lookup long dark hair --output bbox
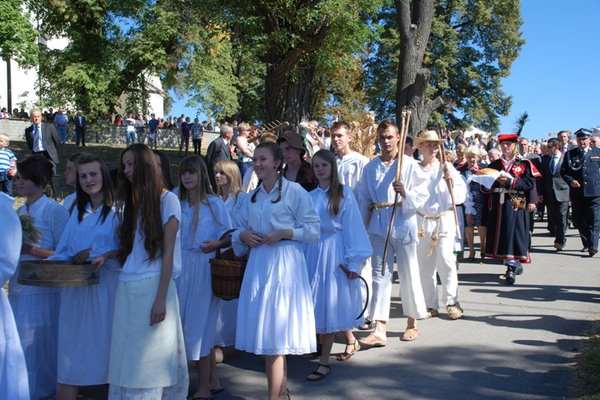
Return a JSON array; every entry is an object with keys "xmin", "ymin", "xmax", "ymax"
[
  {"xmin": 116, "ymin": 144, "xmax": 164, "ymax": 264},
  {"xmin": 153, "ymin": 149, "xmax": 174, "ymax": 190},
  {"xmin": 75, "ymin": 153, "xmax": 115, "ymax": 223},
  {"xmin": 251, "ymin": 142, "xmax": 284, "ymax": 204},
  {"xmin": 312, "ymin": 149, "xmax": 344, "ymax": 216}
]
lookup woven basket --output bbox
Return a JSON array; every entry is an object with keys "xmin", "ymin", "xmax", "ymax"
[
  {"xmin": 17, "ymin": 260, "xmax": 98, "ymax": 287},
  {"xmin": 210, "ymin": 230, "xmax": 247, "ymax": 300}
]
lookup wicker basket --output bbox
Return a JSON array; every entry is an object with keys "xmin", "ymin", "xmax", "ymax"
[
  {"xmin": 17, "ymin": 260, "xmax": 98, "ymax": 287},
  {"xmin": 210, "ymin": 230, "xmax": 247, "ymax": 300}
]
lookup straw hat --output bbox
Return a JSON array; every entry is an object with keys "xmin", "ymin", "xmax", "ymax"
[{"xmin": 414, "ymin": 130, "xmax": 444, "ymax": 146}]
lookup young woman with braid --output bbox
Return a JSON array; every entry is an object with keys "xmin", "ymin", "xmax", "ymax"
[
  {"xmin": 305, "ymin": 149, "xmax": 372, "ymax": 381},
  {"xmin": 176, "ymin": 155, "xmax": 232, "ymax": 399},
  {"xmin": 231, "ymin": 142, "xmax": 320, "ymax": 400},
  {"xmin": 108, "ymin": 144, "xmax": 188, "ymax": 399}
]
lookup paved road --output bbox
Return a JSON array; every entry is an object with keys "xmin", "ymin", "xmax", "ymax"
[{"xmin": 79, "ymin": 222, "xmax": 600, "ymax": 400}]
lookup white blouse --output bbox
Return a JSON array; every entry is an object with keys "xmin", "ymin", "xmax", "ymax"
[
  {"xmin": 232, "ymin": 179, "xmax": 319, "ymax": 255},
  {"xmin": 119, "ymin": 191, "xmax": 182, "ymax": 281}
]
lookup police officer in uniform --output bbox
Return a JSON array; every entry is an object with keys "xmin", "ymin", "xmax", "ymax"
[{"xmin": 560, "ymin": 128, "xmax": 600, "ymax": 257}]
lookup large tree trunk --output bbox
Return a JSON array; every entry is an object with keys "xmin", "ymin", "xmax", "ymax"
[
  {"xmin": 394, "ymin": 0, "xmax": 444, "ymax": 136},
  {"xmin": 265, "ymin": 64, "xmax": 315, "ymax": 126},
  {"xmin": 259, "ymin": 2, "xmax": 330, "ymax": 126}
]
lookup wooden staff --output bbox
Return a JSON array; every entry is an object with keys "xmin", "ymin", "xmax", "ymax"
[
  {"xmin": 381, "ymin": 109, "xmax": 411, "ymax": 275},
  {"xmin": 437, "ymin": 128, "xmax": 462, "ymax": 242}
]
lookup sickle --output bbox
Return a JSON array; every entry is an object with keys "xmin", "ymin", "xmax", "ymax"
[{"xmin": 338, "ymin": 263, "xmax": 369, "ymax": 320}]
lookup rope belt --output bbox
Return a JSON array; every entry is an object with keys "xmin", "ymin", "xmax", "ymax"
[
  {"xmin": 367, "ymin": 201, "xmax": 401, "ymax": 225},
  {"xmin": 417, "ymin": 209, "xmax": 453, "ymax": 256}
]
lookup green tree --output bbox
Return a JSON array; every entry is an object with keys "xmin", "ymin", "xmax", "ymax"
[
  {"xmin": 366, "ymin": 0, "xmax": 524, "ymax": 134},
  {"xmin": 28, "ymin": 0, "xmax": 218, "ymax": 118},
  {"xmin": 0, "ymin": 0, "xmax": 38, "ymax": 110}
]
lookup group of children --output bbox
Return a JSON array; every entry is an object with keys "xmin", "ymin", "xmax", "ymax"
[{"xmin": 2, "ymin": 135, "xmax": 377, "ymax": 400}]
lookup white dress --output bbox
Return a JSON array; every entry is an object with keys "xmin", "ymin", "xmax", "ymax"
[
  {"xmin": 0, "ymin": 193, "xmax": 30, "ymax": 400},
  {"xmin": 51, "ymin": 204, "xmax": 120, "ymax": 385},
  {"xmin": 214, "ymin": 192, "xmax": 247, "ymax": 347},
  {"xmin": 108, "ymin": 191, "xmax": 188, "ymax": 400},
  {"xmin": 176, "ymin": 196, "xmax": 232, "ymax": 359},
  {"xmin": 232, "ymin": 179, "xmax": 320, "ymax": 355},
  {"xmin": 9, "ymin": 195, "xmax": 68, "ymax": 399},
  {"xmin": 305, "ymin": 186, "xmax": 372, "ymax": 333}
]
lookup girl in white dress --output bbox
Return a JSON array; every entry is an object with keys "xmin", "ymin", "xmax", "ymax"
[
  {"xmin": 0, "ymin": 192, "xmax": 29, "ymax": 400},
  {"xmin": 108, "ymin": 144, "xmax": 188, "ymax": 400},
  {"xmin": 51, "ymin": 154, "xmax": 120, "ymax": 400},
  {"xmin": 232, "ymin": 142, "xmax": 320, "ymax": 400},
  {"xmin": 214, "ymin": 160, "xmax": 247, "ymax": 348},
  {"xmin": 305, "ymin": 150, "xmax": 372, "ymax": 381},
  {"xmin": 10, "ymin": 155, "xmax": 69, "ymax": 399},
  {"xmin": 176, "ymin": 155, "xmax": 232, "ymax": 399}
]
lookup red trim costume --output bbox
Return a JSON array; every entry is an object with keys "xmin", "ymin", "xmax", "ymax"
[{"xmin": 483, "ymin": 133, "xmax": 541, "ymax": 284}]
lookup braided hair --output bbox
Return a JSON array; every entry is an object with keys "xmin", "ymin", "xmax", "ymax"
[{"xmin": 251, "ymin": 142, "xmax": 284, "ymax": 204}]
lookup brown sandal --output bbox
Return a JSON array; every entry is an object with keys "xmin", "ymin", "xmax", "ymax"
[
  {"xmin": 401, "ymin": 327, "xmax": 419, "ymax": 342},
  {"xmin": 358, "ymin": 333, "xmax": 387, "ymax": 347},
  {"xmin": 336, "ymin": 341, "xmax": 360, "ymax": 361}
]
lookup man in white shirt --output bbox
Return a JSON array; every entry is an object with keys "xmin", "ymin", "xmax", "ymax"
[
  {"xmin": 331, "ymin": 121, "xmax": 373, "ymax": 332},
  {"xmin": 357, "ymin": 120, "xmax": 428, "ymax": 346}
]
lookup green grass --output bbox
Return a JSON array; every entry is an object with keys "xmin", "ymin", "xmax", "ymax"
[{"xmin": 573, "ymin": 321, "xmax": 600, "ymax": 399}]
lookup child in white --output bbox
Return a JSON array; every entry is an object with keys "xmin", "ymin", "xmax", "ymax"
[
  {"xmin": 176, "ymin": 156, "xmax": 232, "ymax": 399},
  {"xmin": 305, "ymin": 149, "xmax": 372, "ymax": 381}
]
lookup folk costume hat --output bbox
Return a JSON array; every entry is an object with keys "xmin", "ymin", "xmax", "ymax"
[
  {"xmin": 498, "ymin": 133, "xmax": 519, "ymax": 142},
  {"xmin": 414, "ymin": 130, "xmax": 444, "ymax": 146},
  {"xmin": 575, "ymin": 128, "xmax": 592, "ymax": 139}
]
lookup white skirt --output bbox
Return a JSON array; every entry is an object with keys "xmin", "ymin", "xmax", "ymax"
[
  {"xmin": 58, "ymin": 262, "xmax": 119, "ymax": 385},
  {"xmin": 176, "ymin": 249, "xmax": 221, "ymax": 359},
  {"xmin": 0, "ymin": 290, "xmax": 30, "ymax": 400},
  {"xmin": 8, "ymin": 279, "xmax": 60, "ymax": 399},
  {"xmin": 214, "ymin": 298, "xmax": 238, "ymax": 347},
  {"xmin": 235, "ymin": 241, "xmax": 316, "ymax": 355},
  {"xmin": 305, "ymin": 231, "xmax": 363, "ymax": 333},
  {"xmin": 108, "ymin": 276, "xmax": 188, "ymax": 397}
]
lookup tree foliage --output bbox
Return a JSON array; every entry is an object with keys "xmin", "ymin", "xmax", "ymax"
[
  {"xmin": 17, "ymin": 0, "xmax": 523, "ymax": 130},
  {"xmin": 366, "ymin": 0, "xmax": 524, "ymax": 134},
  {"xmin": 0, "ymin": 0, "xmax": 38, "ymax": 66}
]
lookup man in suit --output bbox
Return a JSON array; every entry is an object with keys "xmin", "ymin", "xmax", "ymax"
[
  {"xmin": 205, "ymin": 124, "xmax": 233, "ymax": 190},
  {"xmin": 74, "ymin": 110, "xmax": 87, "ymax": 147},
  {"xmin": 25, "ymin": 108, "xmax": 61, "ymax": 197},
  {"xmin": 560, "ymin": 128, "xmax": 600, "ymax": 257},
  {"xmin": 540, "ymin": 138, "xmax": 570, "ymax": 251}
]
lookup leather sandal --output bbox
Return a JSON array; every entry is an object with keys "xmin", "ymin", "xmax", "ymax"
[
  {"xmin": 401, "ymin": 327, "xmax": 419, "ymax": 342},
  {"xmin": 358, "ymin": 333, "xmax": 387, "ymax": 348},
  {"xmin": 306, "ymin": 364, "xmax": 332, "ymax": 381},
  {"xmin": 336, "ymin": 341, "xmax": 361, "ymax": 361}
]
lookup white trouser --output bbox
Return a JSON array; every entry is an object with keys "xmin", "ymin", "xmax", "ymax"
[
  {"xmin": 417, "ymin": 232, "xmax": 459, "ymax": 309},
  {"xmin": 359, "ymin": 258, "xmax": 372, "ymax": 321},
  {"xmin": 368, "ymin": 234, "xmax": 427, "ymax": 321}
]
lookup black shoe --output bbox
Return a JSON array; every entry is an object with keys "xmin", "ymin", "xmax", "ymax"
[
  {"xmin": 505, "ymin": 269, "xmax": 515, "ymax": 285},
  {"xmin": 589, "ymin": 248, "xmax": 598, "ymax": 257},
  {"xmin": 554, "ymin": 243, "xmax": 564, "ymax": 251},
  {"xmin": 581, "ymin": 247, "xmax": 589, "ymax": 252},
  {"xmin": 514, "ymin": 264, "xmax": 523, "ymax": 275}
]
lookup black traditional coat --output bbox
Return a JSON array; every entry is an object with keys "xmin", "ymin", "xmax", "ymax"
[{"xmin": 483, "ymin": 157, "xmax": 540, "ymax": 263}]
